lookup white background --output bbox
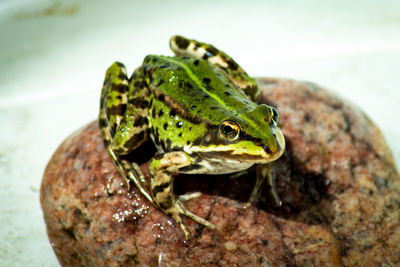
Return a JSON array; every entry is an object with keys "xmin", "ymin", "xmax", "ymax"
[{"xmin": 0, "ymin": 0, "xmax": 399, "ymax": 266}]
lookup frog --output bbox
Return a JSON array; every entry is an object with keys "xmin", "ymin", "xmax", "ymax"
[{"xmin": 98, "ymin": 35, "xmax": 285, "ymax": 240}]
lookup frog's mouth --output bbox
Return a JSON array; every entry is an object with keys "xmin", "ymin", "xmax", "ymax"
[
  {"xmin": 243, "ymin": 127, "xmax": 285, "ymax": 163},
  {"xmin": 190, "ymin": 127, "xmax": 285, "ymax": 164},
  {"xmin": 263, "ymin": 127, "xmax": 285, "ymax": 162}
]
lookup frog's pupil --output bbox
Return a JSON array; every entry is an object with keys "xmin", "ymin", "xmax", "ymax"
[{"xmin": 223, "ymin": 125, "xmax": 233, "ymax": 135}]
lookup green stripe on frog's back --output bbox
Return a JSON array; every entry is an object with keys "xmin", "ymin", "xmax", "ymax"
[
  {"xmin": 145, "ymin": 55, "xmax": 263, "ymax": 132},
  {"xmin": 170, "ymin": 35, "xmax": 260, "ymax": 102}
]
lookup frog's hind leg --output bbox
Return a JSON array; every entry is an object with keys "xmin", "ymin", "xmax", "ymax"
[
  {"xmin": 169, "ymin": 35, "xmax": 260, "ymax": 101},
  {"xmin": 99, "ymin": 62, "xmax": 129, "ymax": 135},
  {"xmin": 99, "ymin": 62, "xmax": 153, "ymax": 203}
]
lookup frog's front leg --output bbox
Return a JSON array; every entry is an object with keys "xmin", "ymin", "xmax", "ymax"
[
  {"xmin": 247, "ymin": 164, "xmax": 282, "ymax": 207},
  {"xmin": 149, "ymin": 151, "xmax": 215, "ymax": 240},
  {"xmin": 169, "ymin": 35, "xmax": 260, "ymax": 101}
]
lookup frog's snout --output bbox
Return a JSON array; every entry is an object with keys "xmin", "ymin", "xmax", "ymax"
[{"xmin": 266, "ymin": 127, "xmax": 285, "ymax": 161}]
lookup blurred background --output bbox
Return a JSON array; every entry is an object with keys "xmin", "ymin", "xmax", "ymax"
[{"xmin": 0, "ymin": 0, "xmax": 399, "ymax": 265}]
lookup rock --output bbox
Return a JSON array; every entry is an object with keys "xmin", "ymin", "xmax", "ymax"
[{"xmin": 41, "ymin": 78, "xmax": 400, "ymax": 266}]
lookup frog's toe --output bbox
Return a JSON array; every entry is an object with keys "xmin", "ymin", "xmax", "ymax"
[
  {"xmin": 167, "ymin": 200, "xmax": 215, "ymax": 240},
  {"xmin": 178, "ymin": 191, "xmax": 201, "ymax": 202},
  {"xmin": 177, "ymin": 201, "xmax": 215, "ymax": 229}
]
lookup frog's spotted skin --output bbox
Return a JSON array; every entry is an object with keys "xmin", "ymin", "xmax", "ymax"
[
  {"xmin": 99, "ymin": 36, "xmax": 285, "ymax": 239},
  {"xmin": 170, "ymin": 35, "xmax": 261, "ymax": 102}
]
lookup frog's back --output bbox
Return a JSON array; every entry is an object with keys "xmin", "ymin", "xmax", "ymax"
[{"xmin": 144, "ymin": 55, "xmax": 257, "ymax": 125}]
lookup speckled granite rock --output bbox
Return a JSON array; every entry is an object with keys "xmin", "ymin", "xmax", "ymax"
[{"xmin": 41, "ymin": 78, "xmax": 400, "ymax": 266}]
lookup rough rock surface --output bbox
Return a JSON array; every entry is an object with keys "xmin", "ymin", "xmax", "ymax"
[{"xmin": 41, "ymin": 78, "xmax": 400, "ymax": 266}]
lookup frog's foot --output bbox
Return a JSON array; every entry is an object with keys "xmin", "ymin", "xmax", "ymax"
[
  {"xmin": 120, "ymin": 159, "xmax": 154, "ymax": 205},
  {"xmin": 165, "ymin": 200, "xmax": 215, "ymax": 240},
  {"xmin": 264, "ymin": 165, "xmax": 282, "ymax": 207},
  {"xmin": 245, "ymin": 164, "xmax": 282, "ymax": 208}
]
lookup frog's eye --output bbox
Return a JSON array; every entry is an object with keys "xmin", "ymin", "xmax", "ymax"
[
  {"xmin": 218, "ymin": 120, "xmax": 240, "ymax": 142},
  {"xmin": 270, "ymin": 107, "xmax": 279, "ymax": 125}
]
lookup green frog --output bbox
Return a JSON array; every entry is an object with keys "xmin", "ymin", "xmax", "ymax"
[{"xmin": 99, "ymin": 36, "xmax": 285, "ymax": 239}]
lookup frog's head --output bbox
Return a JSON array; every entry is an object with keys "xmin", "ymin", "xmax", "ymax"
[{"xmin": 196, "ymin": 104, "xmax": 285, "ymax": 166}]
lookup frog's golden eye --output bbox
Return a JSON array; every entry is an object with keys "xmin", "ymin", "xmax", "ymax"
[
  {"xmin": 218, "ymin": 120, "xmax": 240, "ymax": 142},
  {"xmin": 270, "ymin": 107, "xmax": 279, "ymax": 125}
]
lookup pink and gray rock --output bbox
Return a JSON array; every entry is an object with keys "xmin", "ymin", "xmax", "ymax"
[{"xmin": 41, "ymin": 78, "xmax": 400, "ymax": 266}]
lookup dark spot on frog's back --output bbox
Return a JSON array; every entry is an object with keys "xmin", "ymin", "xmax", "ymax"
[
  {"xmin": 227, "ymin": 59, "xmax": 239, "ymax": 70},
  {"xmin": 112, "ymin": 83, "xmax": 128, "ymax": 94},
  {"xmin": 169, "ymin": 108, "xmax": 177, "ymax": 118},
  {"xmin": 115, "ymin": 61, "xmax": 125, "ymax": 68},
  {"xmin": 163, "ymin": 122, "xmax": 168, "ymax": 130},
  {"xmin": 117, "ymin": 71, "xmax": 127, "ymax": 82},
  {"xmin": 174, "ymin": 36, "xmax": 190, "ymax": 49},
  {"xmin": 206, "ymin": 45, "xmax": 218, "ymax": 56},
  {"xmin": 176, "ymin": 121, "xmax": 183, "ymax": 128},
  {"xmin": 185, "ymin": 81, "xmax": 194, "ymax": 90},
  {"xmin": 128, "ymin": 96, "xmax": 149, "ymax": 109},
  {"xmin": 134, "ymin": 81, "xmax": 147, "ymax": 89},
  {"xmin": 157, "ymin": 93, "xmax": 165, "ymax": 102},
  {"xmin": 133, "ymin": 116, "xmax": 148, "ymax": 127},
  {"xmin": 202, "ymin": 53, "xmax": 210, "ymax": 60},
  {"xmin": 193, "ymin": 59, "xmax": 199, "ymax": 66},
  {"xmin": 107, "ymin": 104, "xmax": 126, "ymax": 118},
  {"xmin": 202, "ymin": 77, "xmax": 211, "ymax": 84}
]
